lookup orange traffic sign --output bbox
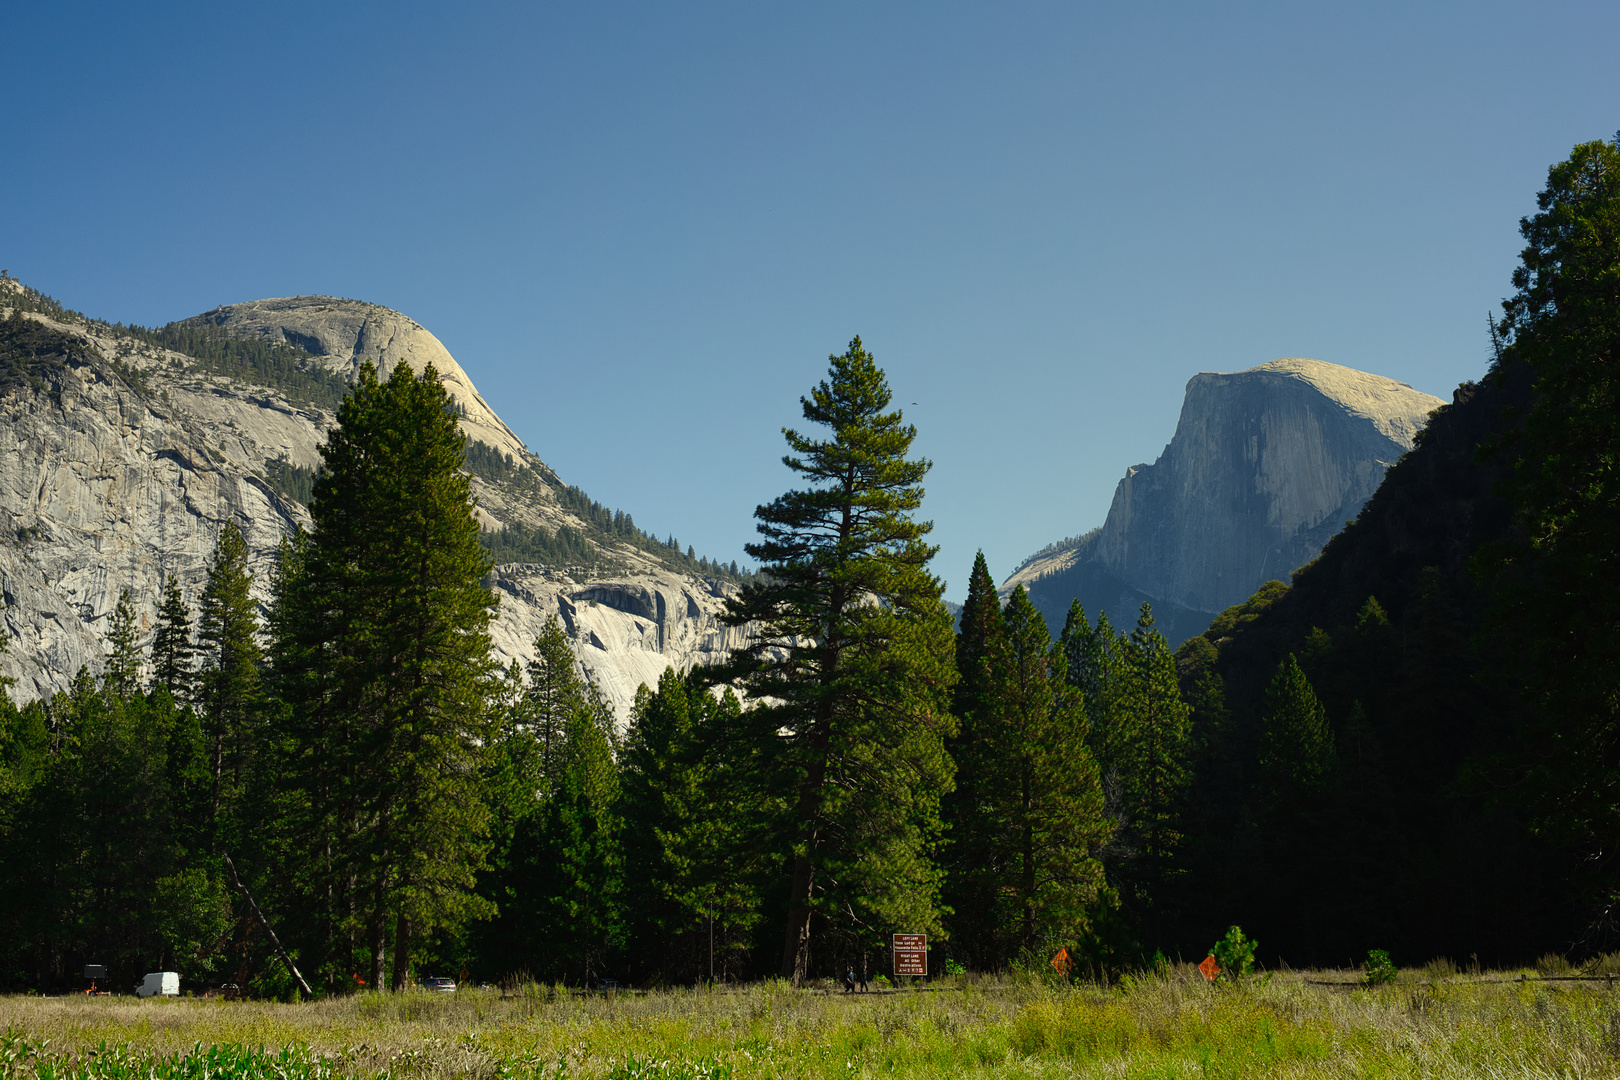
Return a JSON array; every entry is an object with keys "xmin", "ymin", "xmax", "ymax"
[
  {"xmin": 1050, "ymin": 948, "xmax": 1073, "ymax": 977},
  {"xmin": 1199, "ymin": 954, "xmax": 1221, "ymax": 982}
]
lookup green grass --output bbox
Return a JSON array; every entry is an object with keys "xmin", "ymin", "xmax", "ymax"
[{"xmin": 6, "ymin": 966, "xmax": 1620, "ymax": 1078}]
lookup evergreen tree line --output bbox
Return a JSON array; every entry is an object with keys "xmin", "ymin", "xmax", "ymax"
[
  {"xmin": 1117, "ymin": 134, "xmax": 1620, "ymax": 969},
  {"xmin": 0, "ymin": 341, "xmax": 1181, "ymax": 994},
  {"xmin": 4, "ymin": 136, "xmax": 1620, "ymax": 993}
]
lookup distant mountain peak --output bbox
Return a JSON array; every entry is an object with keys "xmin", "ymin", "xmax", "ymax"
[{"xmin": 1005, "ymin": 357, "xmax": 1444, "ymax": 644}]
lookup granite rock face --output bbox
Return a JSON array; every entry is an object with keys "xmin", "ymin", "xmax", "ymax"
[
  {"xmin": 487, "ymin": 566, "xmax": 752, "ymax": 717},
  {"xmin": 0, "ymin": 307, "xmax": 307, "ymax": 701},
  {"xmin": 1004, "ymin": 358, "xmax": 1445, "ymax": 643},
  {"xmin": 193, "ymin": 297, "xmax": 530, "ymax": 464},
  {"xmin": 0, "ymin": 283, "xmax": 746, "ymax": 724}
]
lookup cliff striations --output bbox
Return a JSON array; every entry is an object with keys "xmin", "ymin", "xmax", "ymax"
[{"xmin": 1004, "ymin": 358, "xmax": 1444, "ymax": 643}]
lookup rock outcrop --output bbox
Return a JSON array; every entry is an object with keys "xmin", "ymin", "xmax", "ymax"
[
  {"xmin": 193, "ymin": 297, "xmax": 529, "ymax": 465},
  {"xmin": 1004, "ymin": 358, "xmax": 1445, "ymax": 643},
  {"xmin": 0, "ymin": 282, "xmax": 745, "ymax": 724},
  {"xmin": 487, "ymin": 566, "xmax": 753, "ymax": 713}
]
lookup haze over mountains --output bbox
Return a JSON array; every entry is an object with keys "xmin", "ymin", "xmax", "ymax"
[{"xmin": 1003, "ymin": 358, "xmax": 1444, "ymax": 643}]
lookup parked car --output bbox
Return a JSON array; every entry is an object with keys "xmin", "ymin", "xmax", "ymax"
[
  {"xmin": 423, "ymin": 976, "xmax": 456, "ymax": 993},
  {"xmin": 136, "ymin": 972, "xmax": 180, "ymax": 998}
]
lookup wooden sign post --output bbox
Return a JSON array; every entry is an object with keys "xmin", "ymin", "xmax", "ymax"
[{"xmin": 893, "ymin": 933, "xmax": 928, "ymax": 977}]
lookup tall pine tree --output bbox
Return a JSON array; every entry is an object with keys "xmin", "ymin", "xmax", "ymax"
[
  {"xmin": 271, "ymin": 361, "xmax": 498, "ymax": 990},
  {"xmin": 985, "ymin": 586, "xmax": 1110, "ymax": 959},
  {"xmin": 720, "ymin": 337, "xmax": 957, "ymax": 984},
  {"xmin": 1487, "ymin": 137, "xmax": 1620, "ymax": 892},
  {"xmin": 197, "ymin": 522, "xmax": 261, "ymax": 835},
  {"xmin": 941, "ymin": 552, "xmax": 1008, "ymax": 968}
]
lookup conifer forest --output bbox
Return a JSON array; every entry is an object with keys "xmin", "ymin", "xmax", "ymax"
[{"xmin": 4, "ymin": 136, "xmax": 1620, "ymax": 1001}]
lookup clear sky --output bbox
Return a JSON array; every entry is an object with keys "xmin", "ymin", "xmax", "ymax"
[{"xmin": 4, "ymin": 1, "xmax": 1617, "ymax": 600}]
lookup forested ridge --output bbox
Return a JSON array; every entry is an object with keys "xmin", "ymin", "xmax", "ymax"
[{"xmin": 2, "ymin": 136, "xmax": 1619, "ymax": 995}]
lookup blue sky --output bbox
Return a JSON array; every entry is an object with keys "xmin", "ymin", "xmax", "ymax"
[{"xmin": 4, "ymin": 1, "xmax": 1618, "ymax": 600}]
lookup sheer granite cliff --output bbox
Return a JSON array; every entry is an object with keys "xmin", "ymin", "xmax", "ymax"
[
  {"xmin": 1003, "ymin": 358, "xmax": 1445, "ymax": 644},
  {"xmin": 0, "ymin": 283, "xmax": 747, "ymax": 722}
]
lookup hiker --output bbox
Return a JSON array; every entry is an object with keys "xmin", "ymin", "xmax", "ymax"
[
  {"xmin": 843, "ymin": 966, "xmax": 856, "ymax": 993},
  {"xmin": 858, "ymin": 956, "xmax": 869, "ymax": 993}
]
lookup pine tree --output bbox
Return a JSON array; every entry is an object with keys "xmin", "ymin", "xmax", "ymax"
[
  {"xmin": 103, "ymin": 589, "xmax": 142, "ymax": 697},
  {"xmin": 526, "ymin": 615, "xmax": 588, "ymax": 787},
  {"xmin": 271, "ymin": 360, "xmax": 498, "ymax": 990},
  {"xmin": 1258, "ymin": 653, "xmax": 1335, "ymax": 795},
  {"xmin": 986, "ymin": 586, "xmax": 1110, "ymax": 958},
  {"xmin": 617, "ymin": 669, "xmax": 768, "ymax": 983},
  {"xmin": 1487, "ymin": 137, "xmax": 1620, "ymax": 883},
  {"xmin": 150, "ymin": 576, "xmax": 195, "ymax": 700},
  {"xmin": 197, "ymin": 522, "xmax": 261, "ymax": 832},
  {"xmin": 940, "ymin": 552, "xmax": 1008, "ymax": 967},
  {"xmin": 1118, "ymin": 605, "xmax": 1192, "ymax": 866},
  {"xmin": 478, "ymin": 635, "xmax": 624, "ymax": 985},
  {"xmin": 720, "ymin": 336, "xmax": 957, "ymax": 984},
  {"xmin": 537, "ymin": 679, "xmax": 621, "ymax": 985},
  {"xmin": 1057, "ymin": 601, "xmax": 1127, "ymax": 773},
  {"xmin": 1080, "ymin": 603, "xmax": 1193, "ymax": 947}
]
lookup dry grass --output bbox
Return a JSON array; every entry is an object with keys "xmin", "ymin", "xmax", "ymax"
[{"xmin": 6, "ymin": 965, "xmax": 1620, "ymax": 1078}]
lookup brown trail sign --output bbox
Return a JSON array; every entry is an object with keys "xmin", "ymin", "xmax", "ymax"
[{"xmin": 893, "ymin": 933, "xmax": 927, "ymax": 977}]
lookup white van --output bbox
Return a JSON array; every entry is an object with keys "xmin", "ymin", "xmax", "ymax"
[{"xmin": 135, "ymin": 971, "xmax": 180, "ymax": 998}]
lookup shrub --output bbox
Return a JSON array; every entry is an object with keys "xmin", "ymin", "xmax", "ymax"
[
  {"xmin": 1365, "ymin": 949, "xmax": 1397, "ymax": 985},
  {"xmin": 1420, "ymin": 956, "xmax": 1458, "ymax": 977},
  {"xmin": 1535, "ymin": 952, "xmax": 1575, "ymax": 976},
  {"xmin": 1211, "ymin": 925, "xmax": 1257, "ymax": 981}
]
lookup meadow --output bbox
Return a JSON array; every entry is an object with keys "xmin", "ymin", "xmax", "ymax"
[{"xmin": 6, "ymin": 964, "xmax": 1620, "ymax": 1079}]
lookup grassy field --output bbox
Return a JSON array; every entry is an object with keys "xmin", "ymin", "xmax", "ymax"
[{"xmin": 6, "ymin": 965, "xmax": 1620, "ymax": 1079}]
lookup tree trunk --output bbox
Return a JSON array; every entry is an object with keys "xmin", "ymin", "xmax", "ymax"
[
  {"xmin": 778, "ymin": 853, "xmax": 815, "ymax": 983},
  {"xmin": 221, "ymin": 852, "xmax": 312, "ymax": 997},
  {"xmin": 369, "ymin": 912, "xmax": 386, "ymax": 990},
  {"xmin": 1022, "ymin": 767, "xmax": 1035, "ymax": 951},
  {"xmin": 778, "ymin": 722, "xmax": 832, "ymax": 984},
  {"xmin": 391, "ymin": 912, "xmax": 411, "ymax": 991}
]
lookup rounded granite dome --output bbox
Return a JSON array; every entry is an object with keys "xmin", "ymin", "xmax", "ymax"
[{"xmin": 190, "ymin": 296, "xmax": 530, "ymax": 464}]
